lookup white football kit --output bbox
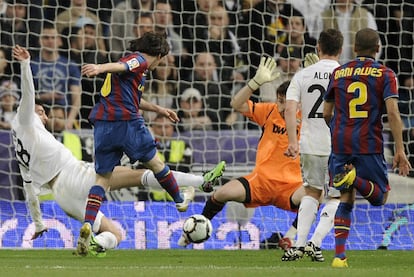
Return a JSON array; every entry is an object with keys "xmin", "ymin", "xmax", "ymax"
[
  {"xmin": 286, "ymin": 59, "xmax": 340, "ymax": 196},
  {"xmin": 11, "ymin": 58, "xmax": 104, "ymax": 233}
]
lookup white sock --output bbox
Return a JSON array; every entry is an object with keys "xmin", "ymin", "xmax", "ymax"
[
  {"xmin": 309, "ymin": 198, "xmax": 340, "ymax": 247},
  {"xmin": 284, "ymin": 225, "xmax": 297, "ymax": 241},
  {"xmin": 141, "ymin": 170, "xmax": 204, "ymax": 189},
  {"xmin": 295, "ymin": 195, "xmax": 319, "ymax": 247},
  {"xmin": 94, "ymin": 231, "xmax": 118, "ymax": 250}
]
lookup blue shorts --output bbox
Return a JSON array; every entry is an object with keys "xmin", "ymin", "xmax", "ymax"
[
  {"xmin": 93, "ymin": 119, "xmax": 157, "ymax": 174},
  {"xmin": 328, "ymin": 153, "xmax": 390, "ymax": 193}
]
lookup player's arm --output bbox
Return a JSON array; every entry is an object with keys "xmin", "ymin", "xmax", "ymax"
[
  {"xmin": 140, "ymin": 98, "xmax": 179, "ymax": 123},
  {"xmin": 285, "ymin": 99, "xmax": 299, "ymax": 158},
  {"xmin": 231, "ymin": 56, "xmax": 280, "ymax": 113},
  {"xmin": 385, "ymin": 97, "xmax": 412, "ymax": 176},
  {"xmin": 20, "ymin": 167, "xmax": 48, "ymax": 240},
  {"xmin": 12, "ymin": 45, "xmax": 35, "ymax": 126},
  {"xmin": 322, "ymin": 100, "xmax": 334, "ymax": 126},
  {"xmin": 81, "ymin": 62, "xmax": 126, "ymax": 77},
  {"xmin": 67, "ymin": 84, "xmax": 81, "ymax": 129}
]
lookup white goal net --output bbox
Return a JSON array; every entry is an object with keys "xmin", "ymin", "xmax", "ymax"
[{"xmin": 0, "ymin": 0, "xmax": 413, "ymax": 250}]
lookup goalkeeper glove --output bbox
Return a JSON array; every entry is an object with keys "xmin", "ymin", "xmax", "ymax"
[
  {"xmin": 247, "ymin": 56, "xmax": 280, "ymax": 91},
  {"xmin": 304, "ymin": 53, "xmax": 319, "ymax": 67}
]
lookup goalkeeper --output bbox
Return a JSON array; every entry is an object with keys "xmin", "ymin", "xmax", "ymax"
[
  {"xmin": 178, "ymin": 56, "xmax": 307, "ymax": 246},
  {"xmin": 10, "ymin": 45, "xmax": 225, "ymax": 256}
]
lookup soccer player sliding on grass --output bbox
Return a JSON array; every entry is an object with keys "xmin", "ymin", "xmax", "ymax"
[
  {"xmin": 177, "ymin": 56, "xmax": 307, "ymax": 247},
  {"xmin": 11, "ymin": 45, "xmax": 225, "ymax": 257}
]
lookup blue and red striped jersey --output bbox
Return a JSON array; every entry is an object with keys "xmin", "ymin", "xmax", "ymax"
[
  {"xmin": 324, "ymin": 56, "xmax": 398, "ymax": 154},
  {"xmin": 89, "ymin": 52, "xmax": 148, "ymax": 123}
]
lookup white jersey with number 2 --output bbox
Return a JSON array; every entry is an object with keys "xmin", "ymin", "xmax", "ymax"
[{"xmin": 286, "ymin": 59, "xmax": 340, "ymax": 155}]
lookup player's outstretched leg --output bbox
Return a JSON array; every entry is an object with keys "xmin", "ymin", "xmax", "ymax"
[
  {"xmin": 76, "ymin": 222, "xmax": 92, "ymax": 256},
  {"xmin": 176, "ymin": 186, "xmax": 195, "ymax": 212},
  {"xmin": 200, "ymin": 161, "xmax": 226, "ymax": 192}
]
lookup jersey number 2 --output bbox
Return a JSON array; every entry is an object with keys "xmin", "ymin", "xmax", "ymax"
[{"xmin": 348, "ymin": 82, "xmax": 368, "ymax": 119}]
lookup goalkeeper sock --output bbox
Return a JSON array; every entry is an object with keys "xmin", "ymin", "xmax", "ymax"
[
  {"xmin": 310, "ymin": 198, "xmax": 340, "ymax": 247},
  {"xmin": 154, "ymin": 165, "xmax": 183, "ymax": 203},
  {"xmin": 353, "ymin": 177, "xmax": 384, "ymax": 206},
  {"xmin": 334, "ymin": 202, "xmax": 353, "ymax": 259},
  {"xmin": 202, "ymin": 194, "xmax": 225, "ymax": 220},
  {"xmin": 296, "ymin": 195, "xmax": 318, "ymax": 247},
  {"xmin": 84, "ymin": 185, "xmax": 106, "ymax": 225}
]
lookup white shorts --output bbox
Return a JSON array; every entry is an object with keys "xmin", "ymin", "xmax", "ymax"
[
  {"xmin": 51, "ymin": 160, "xmax": 104, "ymax": 233},
  {"xmin": 301, "ymin": 154, "xmax": 340, "ymax": 198}
]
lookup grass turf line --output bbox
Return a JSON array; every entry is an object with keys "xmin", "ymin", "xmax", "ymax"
[{"xmin": 0, "ymin": 249, "xmax": 413, "ymax": 277}]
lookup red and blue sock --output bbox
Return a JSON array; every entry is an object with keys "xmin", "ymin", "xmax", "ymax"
[
  {"xmin": 155, "ymin": 165, "xmax": 182, "ymax": 203},
  {"xmin": 353, "ymin": 177, "xmax": 384, "ymax": 206},
  {"xmin": 84, "ymin": 185, "xmax": 106, "ymax": 226},
  {"xmin": 334, "ymin": 202, "xmax": 353, "ymax": 259}
]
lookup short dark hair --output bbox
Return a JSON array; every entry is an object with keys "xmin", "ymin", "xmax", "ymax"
[
  {"xmin": 41, "ymin": 21, "xmax": 56, "ymax": 31},
  {"xmin": 134, "ymin": 12, "xmax": 153, "ymax": 25},
  {"xmin": 34, "ymin": 97, "xmax": 44, "ymax": 107},
  {"xmin": 128, "ymin": 31, "xmax": 169, "ymax": 57},
  {"xmin": 277, "ymin": 80, "xmax": 290, "ymax": 97},
  {"xmin": 318, "ymin": 28, "xmax": 343, "ymax": 56},
  {"xmin": 354, "ymin": 28, "xmax": 380, "ymax": 53}
]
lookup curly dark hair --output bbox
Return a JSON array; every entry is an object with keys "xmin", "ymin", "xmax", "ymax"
[{"xmin": 128, "ymin": 32, "xmax": 170, "ymax": 57}]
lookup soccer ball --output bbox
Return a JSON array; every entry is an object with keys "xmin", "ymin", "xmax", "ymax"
[{"xmin": 182, "ymin": 214, "xmax": 213, "ymax": 243}]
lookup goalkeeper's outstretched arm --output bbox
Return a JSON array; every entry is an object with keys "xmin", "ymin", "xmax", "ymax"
[{"xmin": 231, "ymin": 56, "xmax": 280, "ymax": 113}]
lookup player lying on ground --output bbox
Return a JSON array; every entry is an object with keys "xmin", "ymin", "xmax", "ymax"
[
  {"xmin": 11, "ymin": 45, "xmax": 225, "ymax": 256},
  {"xmin": 177, "ymin": 56, "xmax": 307, "ymax": 247}
]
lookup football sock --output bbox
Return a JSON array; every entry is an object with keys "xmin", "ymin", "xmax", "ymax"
[
  {"xmin": 84, "ymin": 185, "xmax": 106, "ymax": 225},
  {"xmin": 154, "ymin": 165, "xmax": 183, "ymax": 203},
  {"xmin": 353, "ymin": 177, "xmax": 384, "ymax": 206},
  {"xmin": 284, "ymin": 214, "xmax": 298, "ymax": 241},
  {"xmin": 295, "ymin": 195, "xmax": 318, "ymax": 247},
  {"xmin": 141, "ymin": 170, "xmax": 203, "ymax": 189},
  {"xmin": 94, "ymin": 231, "xmax": 118, "ymax": 249},
  {"xmin": 334, "ymin": 202, "xmax": 353, "ymax": 259},
  {"xmin": 310, "ymin": 198, "xmax": 339, "ymax": 247},
  {"xmin": 202, "ymin": 194, "xmax": 225, "ymax": 220}
]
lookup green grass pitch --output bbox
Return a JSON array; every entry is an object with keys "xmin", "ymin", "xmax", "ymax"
[{"xmin": 0, "ymin": 249, "xmax": 413, "ymax": 277}]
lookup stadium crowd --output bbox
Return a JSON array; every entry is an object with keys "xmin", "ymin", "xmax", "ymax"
[{"xmin": 0, "ymin": 0, "xmax": 413, "ymax": 130}]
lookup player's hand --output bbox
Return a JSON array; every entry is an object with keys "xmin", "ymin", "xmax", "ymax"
[
  {"xmin": 284, "ymin": 142, "xmax": 299, "ymax": 159},
  {"xmin": 81, "ymin": 64, "xmax": 100, "ymax": 77},
  {"xmin": 392, "ymin": 151, "xmax": 412, "ymax": 177},
  {"xmin": 12, "ymin": 45, "xmax": 30, "ymax": 61},
  {"xmin": 247, "ymin": 56, "xmax": 280, "ymax": 91},
  {"xmin": 304, "ymin": 53, "xmax": 319, "ymax": 67},
  {"xmin": 31, "ymin": 228, "xmax": 48, "ymax": 240},
  {"xmin": 159, "ymin": 108, "xmax": 179, "ymax": 123}
]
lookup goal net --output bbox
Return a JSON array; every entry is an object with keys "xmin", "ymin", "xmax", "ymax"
[{"xmin": 0, "ymin": 0, "xmax": 413, "ymax": 250}]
